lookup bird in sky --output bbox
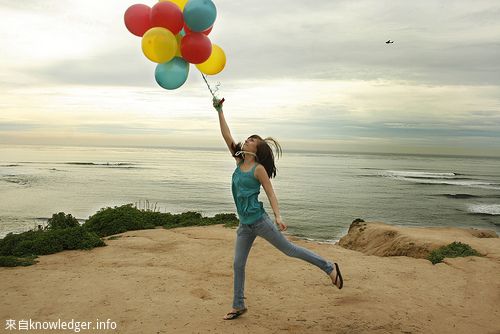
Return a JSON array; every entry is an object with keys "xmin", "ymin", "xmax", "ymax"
[{"xmin": 386, "ymin": 40, "xmax": 394, "ymax": 44}]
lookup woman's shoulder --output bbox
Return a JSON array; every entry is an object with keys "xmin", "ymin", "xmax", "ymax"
[{"xmin": 253, "ymin": 163, "xmax": 267, "ymax": 178}]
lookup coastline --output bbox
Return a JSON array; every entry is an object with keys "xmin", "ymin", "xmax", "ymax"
[{"xmin": 1, "ymin": 222, "xmax": 499, "ymax": 333}]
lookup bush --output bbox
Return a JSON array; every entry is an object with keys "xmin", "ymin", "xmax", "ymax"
[
  {"xmin": 213, "ymin": 213, "xmax": 239, "ymax": 228},
  {"xmin": 47, "ymin": 212, "xmax": 80, "ymax": 230},
  {"xmin": 0, "ymin": 255, "xmax": 38, "ymax": 267},
  {"xmin": 141, "ymin": 210, "xmax": 174, "ymax": 226},
  {"xmin": 161, "ymin": 211, "xmax": 239, "ymax": 229},
  {"xmin": 83, "ymin": 203, "xmax": 239, "ymax": 233},
  {"xmin": 427, "ymin": 241, "xmax": 481, "ymax": 264},
  {"xmin": 83, "ymin": 203, "xmax": 240, "ymax": 231},
  {"xmin": 162, "ymin": 211, "xmax": 202, "ymax": 228},
  {"xmin": 0, "ymin": 226, "xmax": 105, "ymax": 259},
  {"xmin": 82, "ymin": 204, "xmax": 155, "ymax": 237},
  {"xmin": 57, "ymin": 227, "xmax": 106, "ymax": 250}
]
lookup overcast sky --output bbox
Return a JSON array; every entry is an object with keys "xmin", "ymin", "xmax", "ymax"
[{"xmin": 1, "ymin": 0, "xmax": 499, "ymax": 156}]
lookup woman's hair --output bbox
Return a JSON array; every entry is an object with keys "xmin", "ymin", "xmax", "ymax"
[{"xmin": 231, "ymin": 135, "xmax": 282, "ymax": 179}]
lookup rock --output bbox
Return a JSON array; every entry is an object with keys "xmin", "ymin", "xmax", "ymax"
[{"xmin": 338, "ymin": 221, "xmax": 498, "ymax": 259}]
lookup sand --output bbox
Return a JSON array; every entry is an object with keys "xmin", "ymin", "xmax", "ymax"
[{"xmin": 1, "ymin": 222, "xmax": 499, "ymax": 334}]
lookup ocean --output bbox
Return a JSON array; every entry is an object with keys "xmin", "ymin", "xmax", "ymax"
[{"xmin": 1, "ymin": 144, "xmax": 499, "ymax": 241}]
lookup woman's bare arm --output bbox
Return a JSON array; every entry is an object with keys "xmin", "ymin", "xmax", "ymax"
[
  {"xmin": 255, "ymin": 165, "xmax": 287, "ymax": 231},
  {"xmin": 255, "ymin": 165, "xmax": 281, "ymax": 218},
  {"xmin": 216, "ymin": 106, "xmax": 242, "ymax": 163}
]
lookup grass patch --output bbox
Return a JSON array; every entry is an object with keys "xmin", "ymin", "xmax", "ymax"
[{"xmin": 427, "ymin": 241, "xmax": 481, "ymax": 264}]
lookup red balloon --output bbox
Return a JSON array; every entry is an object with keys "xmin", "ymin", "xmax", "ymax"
[
  {"xmin": 203, "ymin": 26, "xmax": 213, "ymax": 35},
  {"xmin": 151, "ymin": 2, "xmax": 184, "ymax": 35},
  {"xmin": 180, "ymin": 33, "xmax": 212, "ymax": 64},
  {"xmin": 183, "ymin": 23, "xmax": 212, "ymax": 36},
  {"xmin": 124, "ymin": 4, "xmax": 153, "ymax": 37}
]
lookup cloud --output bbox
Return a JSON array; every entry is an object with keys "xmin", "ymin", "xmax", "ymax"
[
  {"xmin": 1, "ymin": 0, "xmax": 500, "ymax": 156},
  {"xmin": 4, "ymin": 0, "xmax": 498, "ymax": 87},
  {"xmin": 33, "ymin": 49, "xmax": 155, "ymax": 87}
]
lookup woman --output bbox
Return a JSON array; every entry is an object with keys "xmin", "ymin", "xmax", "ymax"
[{"xmin": 213, "ymin": 97, "xmax": 343, "ymax": 321}]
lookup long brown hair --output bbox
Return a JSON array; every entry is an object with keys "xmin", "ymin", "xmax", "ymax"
[{"xmin": 231, "ymin": 135, "xmax": 282, "ymax": 178}]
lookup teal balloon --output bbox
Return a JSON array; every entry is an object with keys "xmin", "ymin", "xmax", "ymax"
[
  {"xmin": 155, "ymin": 57, "xmax": 189, "ymax": 90},
  {"xmin": 183, "ymin": 0, "xmax": 216, "ymax": 32}
]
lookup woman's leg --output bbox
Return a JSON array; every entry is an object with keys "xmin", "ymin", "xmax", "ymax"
[
  {"xmin": 232, "ymin": 223, "xmax": 257, "ymax": 310},
  {"xmin": 254, "ymin": 214, "xmax": 334, "ymax": 275}
]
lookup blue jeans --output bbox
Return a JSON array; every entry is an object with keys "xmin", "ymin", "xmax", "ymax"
[{"xmin": 232, "ymin": 212, "xmax": 334, "ymax": 309}]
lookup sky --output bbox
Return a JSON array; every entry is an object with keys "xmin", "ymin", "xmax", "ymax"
[{"xmin": 1, "ymin": 0, "xmax": 500, "ymax": 156}]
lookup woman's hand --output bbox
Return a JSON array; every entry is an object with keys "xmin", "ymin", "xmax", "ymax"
[
  {"xmin": 275, "ymin": 216, "xmax": 287, "ymax": 231},
  {"xmin": 213, "ymin": 97, "xmax": 223, "ymax": 112}
]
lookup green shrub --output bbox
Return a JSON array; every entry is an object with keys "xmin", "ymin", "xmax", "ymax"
[
  {"xmin": 0, "ymin": 226, "xmax": 105, "ymax": 259},
  {"xmin": 47, "ymin": 212, "xmax": 80, "ymax": 230},
  {"xmin": 82, "ymin": 203, "xmax": 239, "ymax": 233},
  {"xmin": 213, "ymin": 213, "xmax": 239, "ymax": 228},
  {"xmin": 427, "ymin": 241, "xmax": 481, "ymax": 264},
  {"xmin": 161, "ymin": 211, "xmax": 239, "ymax": 229},
  {"xmin": 162, "ymin": 211, "xmax": 201, "ymax": 228},
  {"xmin": 56, "ymin": 227, "xmax": 106, "ymax": 250},
  {"xmin": 0, "ymin": 255, "xmax": 38, "ymax": 267},
  {"xmin": 0, "ymin": 231, "xmax": 31, "ymax": 256},
  {"xmin": 141, "ymin": 210, "xmax": 174, "ymax": 226},
  {"xmin": 82, "ymin": 204, "xmax": 155, "ymax": 237}
]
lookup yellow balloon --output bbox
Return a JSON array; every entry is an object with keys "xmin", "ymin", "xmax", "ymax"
[
  {"xmin": 175, "ymin": 34, "xmax": 183, "ymax": 57},
  {"xmin": 159, "ymin": 0, "xmax": 188, "ymax": 11},
  {"xmin": 141, "ymin": 27, "xmax": 177, "ymax": 64},
  {"xmin": 196, "ymin": 44, "xmax": 226, "ymax": 75}
]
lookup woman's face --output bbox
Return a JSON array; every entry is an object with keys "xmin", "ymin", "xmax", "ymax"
[{"xmin": 242, "ymin": 136, "xmax": 258, "ymax": 153}]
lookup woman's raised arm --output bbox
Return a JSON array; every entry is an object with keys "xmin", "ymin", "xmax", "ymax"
[{"xmin": 214, "ymin": 98, "xmax": 241, "ymax": 163}]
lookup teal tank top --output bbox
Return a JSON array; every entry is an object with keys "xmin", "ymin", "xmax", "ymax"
[{"xmin": 231, "ymin": 161, "xmax": 266, "ymax": 224}]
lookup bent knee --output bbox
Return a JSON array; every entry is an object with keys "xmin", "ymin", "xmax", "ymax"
[{"xmin": 281, "ymin": 245, "xmax": 297, "ymax": 257}]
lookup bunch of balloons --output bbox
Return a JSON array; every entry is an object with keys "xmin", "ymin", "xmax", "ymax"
[{"xmin": 124, "ymin": 0, "xmax": 226, "ymax": 90}]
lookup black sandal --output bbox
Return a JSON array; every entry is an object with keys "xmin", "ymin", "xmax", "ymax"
[
  {"xmin": 223, "ymin": 308, "xmax": 248, "ymax": 320},
  {"xmin": 333, "ymin": 263, "xmax": 343, "ymax": 289}
]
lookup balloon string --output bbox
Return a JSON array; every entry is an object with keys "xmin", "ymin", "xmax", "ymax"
[
  {"xmin": 200, "ymin": 71, "xmax": 225, "ymax": 106},
  {"xmin": 201, "ymin": 72, "xmax": 216, "ymax": 98}
]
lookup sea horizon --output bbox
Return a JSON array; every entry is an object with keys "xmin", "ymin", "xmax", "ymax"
[{"xmin": 2, "ymin": 142, "xmax": 500, "ymax": 160}]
